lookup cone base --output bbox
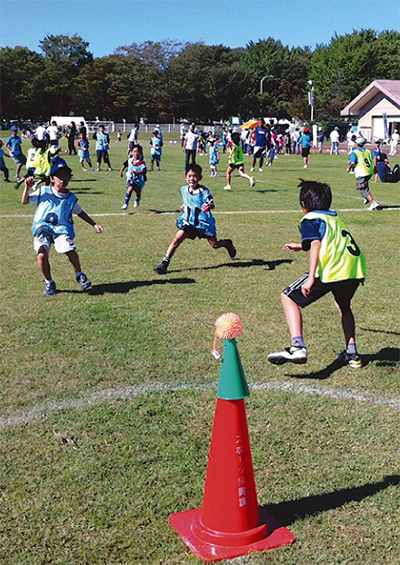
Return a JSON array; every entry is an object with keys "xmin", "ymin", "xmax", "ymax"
[{"xmin": 168, "ymin": 506, "xmax": 295, "ymax": 562}]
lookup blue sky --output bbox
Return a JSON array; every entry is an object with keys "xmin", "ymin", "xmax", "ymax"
[{"xmin": 0, "ymin": 0, "xmax": 399, "ymax": 57}]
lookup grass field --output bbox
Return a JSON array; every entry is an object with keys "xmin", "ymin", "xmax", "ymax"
[{"xmin": 1, "ymin": 131, "xmax": 399, "ymax": 565}]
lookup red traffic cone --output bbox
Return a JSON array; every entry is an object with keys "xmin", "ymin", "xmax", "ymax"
[{"xmin": 169, "ymin": 332, "xmax": 295, "ymax": 561}]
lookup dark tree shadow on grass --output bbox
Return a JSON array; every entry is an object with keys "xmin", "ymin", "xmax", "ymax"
[
  {"xmin": 286, "ymin": 347, "xmax": 400, "ymax": 380},
  {"xmin": 167, "ymin": 258, "xmax": 293, "ymax": 275},
  {"xmin": 378, "ymin": 204, "xmax": 400, "ymax": 210},
  {"xmin": 262, "ymin": 475, "xmax": 400, "ymax": 527}
]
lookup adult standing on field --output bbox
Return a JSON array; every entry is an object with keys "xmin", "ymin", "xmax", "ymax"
[
  {"xmin": 127, "ymin": 124, "xmax": 140, "ymax": 154},
  {"xmin": 250, "ymin": 118, "xmax": 269, "ymax": 172},
  {"xmin": 79, "ymin": 121, "xmax": 87, "ymax": 140},
  {"xmin": 67, "ymin": 121, "xmax": 77, "ymax": 155},
  {"xmin": 389, "ymin": 127, "xmax": 399, "ymax": 157},
  {"xmin": 330, "ymin": 127, "xmax": 340, "ymax": 155},
  {"xmin": 183, "ymin": 123, "xmax": 199, "ymax": 173},
  {"xmin": 93, "ymin": 125, "xmax": 112, "ymax": 171}
]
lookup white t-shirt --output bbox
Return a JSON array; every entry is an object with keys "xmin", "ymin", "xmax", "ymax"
[
  {"xmin": 47, "ymin": 126, "xmax": 59, "ymax": 141},
  {"xmin": 330, "ymin": 130, "xmax": 340, "ymax": 143},
  {"xmin": 35, "ymin": 125, "xmax": 47, "ymax": 140},
  {"xmin": 184, "ymin": 130, "xmax": 199, "ymax": 151}
]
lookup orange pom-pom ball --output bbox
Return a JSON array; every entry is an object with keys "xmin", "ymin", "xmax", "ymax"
[{"xmin": 215, "ymin": 312, "xmax": 242, "ymax": 340}]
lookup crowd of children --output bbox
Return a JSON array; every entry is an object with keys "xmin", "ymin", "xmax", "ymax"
[{"xmin": 4, "ymin": 120, "xmax": 399, "ymax": 371}]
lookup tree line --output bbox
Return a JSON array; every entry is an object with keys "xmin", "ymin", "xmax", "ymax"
[{"xmin": 1, "ymin": 29, "xmax": 399, "ymax": 124}]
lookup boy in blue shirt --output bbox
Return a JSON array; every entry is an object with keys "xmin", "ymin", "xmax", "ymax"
[
  {"xmin": 93, "ymin": 125, "xmax": 112, "ymax": 171},
  {"xmin": 6, "ymin": 125, "xmax": 27, "ymax": 180},
  {"xmin": 268, "ymin": 179, "xmax": 366, "ymax": 368},
  {"xmin": 149, "ymin": 131, "xmax": 162, "ymax": 171},
  {"xmin": 300, "ymin": 127, "xmax": 312, "ymax": 168},
  {"xmin": 154, "ymin": 164, "xmax": 236, "ymax": 274},
  {"xmin": 22, "ymin": 158, "xmax": 104, "ymax": 296}
]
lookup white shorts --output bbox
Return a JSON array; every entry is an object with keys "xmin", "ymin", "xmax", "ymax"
[{"xmin": 34, "ymin": 230, "xmax": 76, "ymax": 255}]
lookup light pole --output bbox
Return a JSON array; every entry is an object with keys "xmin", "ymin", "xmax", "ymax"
[
  {"xmin": 259, "ymin": 75, "xmax": 274, "ymax": 117},
  {"xmin": 308, "ymin": 80, "xmax": 315, "ymax": 122}
]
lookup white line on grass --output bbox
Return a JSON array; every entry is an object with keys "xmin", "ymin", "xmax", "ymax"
[
  {"xmin": 2, "ymin": 207, "xmax": 400, "ymax": 220},
  {"xmin": 2, "ymin": 380, "xmax": 400, "ymax": 431}
]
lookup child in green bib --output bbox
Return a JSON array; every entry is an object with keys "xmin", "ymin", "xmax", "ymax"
[{"xmin": 268, "ymin": 179, "xmax": 366, "ymax": 368}]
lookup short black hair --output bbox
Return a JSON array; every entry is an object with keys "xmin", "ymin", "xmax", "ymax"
[
  {"xmin": 379, "ymin": 152, "xmax": 387, "ymax": 162},
  {"xmin": 186, "ymin": 163, "xmax": 202, "ymax": 176},
  {"xmin": 132, "ymin": 143, "xmax": 143, "ymax": 155},
  {"xmin": 298, "ymin": 179, "xmax": 332, "ymax": 211}
]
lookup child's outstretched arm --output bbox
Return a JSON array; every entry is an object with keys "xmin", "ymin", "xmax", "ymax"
[
  {"xmin": 77, "ymin": 211, "xmax": 104, "ymax": 233},
  {"xmin": 283, "ymin": 242, "xmax": 302, "ymax": 252},
  {"xmin": 301, "ymin": 239, "xmax": 321, "ymax": 296},
  {"xmin": 21, "ymin": 177, "xmax": 36, "ymax": 205}
]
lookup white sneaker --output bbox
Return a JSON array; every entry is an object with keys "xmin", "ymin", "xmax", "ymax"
[
  {"xmin": 303, "ymin": 164, "xmax": 308, "ymax": 168},
  {"xmin": 268, "ymin": 346, "xmax": 308, "ymax": 365},
  {"xmin": 108, "ymin": 168, "xmax": 113, "ymax": 172},
  {"xmin": 224, "ymin": 185, "xmax": 232, "ymax": 191},
  {"xmin": 121, "ymin": 203, "xmax": 128, "ymax": 210},
  {"xmin": 250, "ymin": 177, "xmax": 255, "ymax": 187},
  {"xmin": 82, "ymin": 167, "xmax": 87, "ymax": 171},
  {"xmin": 250, "ymin": 167, "xmax": 255, "ymax": 172},
  {"xmin": 134, "ymin": 198, "xmax": 141, "ymax": 207},
  {"xmin": 259, "ymin": 168, "xmax": 263, "ymax": 172},
  {"xmin": 368, "ymin": 200, "xmax": 380, "ymax": 210}
]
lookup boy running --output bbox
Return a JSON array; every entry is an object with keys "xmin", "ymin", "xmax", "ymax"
[
  {"xmin": 22, "ymin": 158, "xmax": 104, "ymax": 296},
  {"xmin": 154, "ymin": 164, "xmax": 236, "ymax": 274},
  {"xmin": 224, "ymin": 131, "xmax": 255, "ymax": 191},
  {"xmin": 268, "ymin": 179, "xmax": 366, "ymax": 368}
]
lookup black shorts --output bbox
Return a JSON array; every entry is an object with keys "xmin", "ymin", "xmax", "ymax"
[
  {"xmin": 182, "ymin": 225, "xmax": 209, "ymax": 240},
  {"xmin": 302, "ymin": 147, "xmax": 310, "ymax": 157},
  {"xmin": 228, "ymin": 163, "xmax": 244, "ymax": 171},
  {"xmin": 283, "ymin": 273, "xmax": 361, "ymax": 309}
]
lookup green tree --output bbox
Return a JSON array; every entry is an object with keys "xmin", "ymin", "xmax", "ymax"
[
  {"xmin": 0, "ymin": 47, "xmax": 44, "ymax": 119},
  {"xmin": 38, "ymin": 34, "xmax": 93, "ymax": 115}
]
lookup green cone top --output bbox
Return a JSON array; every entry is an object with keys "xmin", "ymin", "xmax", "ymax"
[{"xmin": 217, "ymin": 338, "xmax": 250, "ymax": 400}]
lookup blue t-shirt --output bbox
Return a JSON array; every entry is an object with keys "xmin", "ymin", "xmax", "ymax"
[
  {"xmin": 300, "ymin": 134, "xmax": 312, "ymax": 148},
  {"xmin": 6, "ymin": 135, "xmax": 23, "ymax": 155},
  {"xmin": 254, "ymin": 126, "xmax": 268, "ymax": 147}
]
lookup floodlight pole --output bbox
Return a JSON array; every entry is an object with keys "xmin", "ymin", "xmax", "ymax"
[
  {"xmin": 259, "ymin": 75, "xmax": 274, "ymax": 117},
  {"xmin": 308, "ymin": 80, "xmax": 315, "ymax": 122}
]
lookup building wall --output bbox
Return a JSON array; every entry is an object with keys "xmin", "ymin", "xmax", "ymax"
[{"xmin": 357, "ymin": 92, "xmax": 400, "ymax": 140}]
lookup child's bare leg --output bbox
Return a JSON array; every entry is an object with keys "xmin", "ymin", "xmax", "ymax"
[
  {"xmin": 334, "ymin": 300, "xmax": 356, "ymax": 345},
  {"xmin": 239, "ymin": 169, "xmax": 252, "ymax": 181},
  {"xmin": 37, "ymin": 248, "xmax": 52, "ymax": 280},
  {"xmin": 166, "ymin": 230, "xmax": 187, "ymax": 259},
  {"xmin": 208, "ymin": 236, "xmax": 236, "ymax": 258},
  {"xmin": 226, "ymin": 167, "xmax": 232, "ymax": 185},
  {"xmin": 66, "ymin": 250, "xmax": 82, "ymax": 273},
  {"xmin": 281, "ymin": 292, "xmax": 303, "ymax": 338}
]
